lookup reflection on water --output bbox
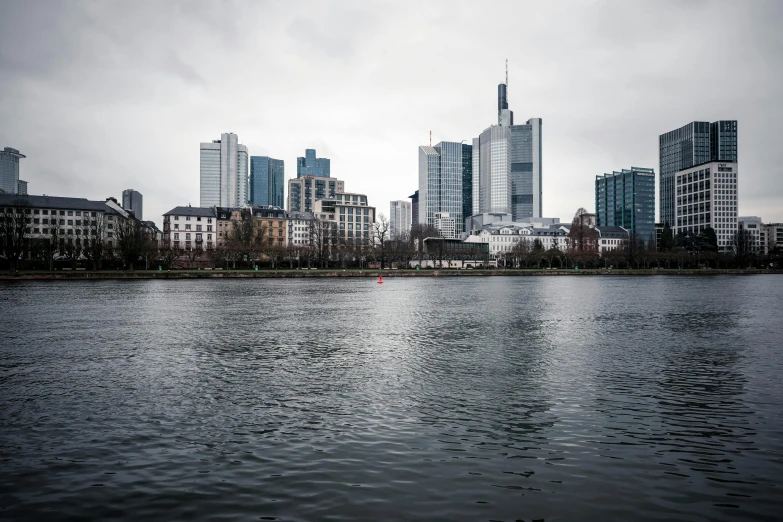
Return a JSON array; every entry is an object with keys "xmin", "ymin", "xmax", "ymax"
[{"xmin": 0, "ymin": 276, "xmax": 781, "ymax": 521}]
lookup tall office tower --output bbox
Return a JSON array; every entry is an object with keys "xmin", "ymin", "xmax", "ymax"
[
  {"xmin": 595, "ymin": 167, "xmax": 656, "ymax": 243},
  {"xmin": 296, "ymin": 149, "xmax": 330, "ymax": 178},
  {"xmin": 673, "ymin": 161, "xmax": 738, "ymax": 251},
  {"xmin": 418, "ymin": 141, "xmax": 467, "ymax": 238},
  {"xmin": 122, "ymin": 189, "xmax": 143, "ymax": 220},
  {"xmin": 250, "ymin": 156, "xmax": 285, "ymax": 207},
  {"xmin": 390, "ymin": 200, "xmax": 412, "ymax": 239},
  {"xmin": 471, "ymin": 75, "xmax": 542, "ymax": 221},
  {"xmin": 659, "ymin": 120, "xmax": 737, "ymax": 226},
  {"xmin": 0, "ymin": 147, "xmax": 25, "ymax": 195},
  {"xmin": 471, "ymin": 125, "xmax": 511, "ymax": 216},
  {"xmin": 200, "ymin": 132, "xmax": 249, "ymax": 208},
  {"xmin": 409, "ymin": 190, "xmax": 419, "ymax": 226},
  {"xmin": 17, "ymin": 180, "xmax": 28, "ymax": 195},
  {"xmin": 462, "ymin": 145, "xmax": 473, "ymax": 226},
  {"xmin": 509, "ymin": 119, "xmax": 542, "ymax": 220}
]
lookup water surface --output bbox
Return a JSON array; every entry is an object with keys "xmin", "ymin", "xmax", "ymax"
[{"xmin": 1, "ymin": 277, "xmax": 781, "ymax": 521}]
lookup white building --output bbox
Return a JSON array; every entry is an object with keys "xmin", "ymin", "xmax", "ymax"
[
  {"xmin": 761, "ymin": 223, "xmax": 783, "ymax": 255},
  {"xmin": 390, "ymin": 200, "xmax": 412, "ymax": 239},
  {"xmin": 313, "ymin": 192, "xmax": 375, "ymax": 246},
  {"xmin": 200, "ymin": 133, "xmax": 249, "ymax": 208},
  {"xmin": 738, "ymin": 216, "xmax": 763, "ymax": 253},
  {"xmin": 163, "ymin": 206, "xmax": 216, "ymax": 251},
  {"xmin": 434, "ymin": 212, "xmax": 457, "ymax": 239},
  {"xmin": 673, "ymin": 161, "xmax": 738, "ymax": 252}
]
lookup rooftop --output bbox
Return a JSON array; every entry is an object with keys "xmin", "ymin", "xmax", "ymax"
[{"xmin": 0, "ymin": 194, "xmax": 121, "ymax": 214}]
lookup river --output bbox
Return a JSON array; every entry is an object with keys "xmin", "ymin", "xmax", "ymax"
[{"xmin": 1, "ymin": 277, "xmax": 781, "ymax": 521}]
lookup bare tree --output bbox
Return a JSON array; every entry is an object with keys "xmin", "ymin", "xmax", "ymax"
[
  {"xmin": 309, "ymin": 216, "xmax": 334, "ymax": 268},
  {"xmin": 40, "ymin": 220, "xmax": 62, "ymax": 271},
  {"xmin": 0, "ymin": 200, "xmax": 31, "ymax": 271},
  {"xmin": 372, "ymin": 213, "xmax": 391, "ymax": 269},
  {"xmin": 568, "ymin": 208, "xmax": 599, "ymax": 253},
  {"xmin": 82, "ymin": 213, "xmax": 107, "ymax": 270},
  {"xmin": 114, "ymin": 216, "xmax": 152, "ymax": 270},
  {"xmin": 227, "ymin": 210, "xmax": 266, "ymax": 268}
]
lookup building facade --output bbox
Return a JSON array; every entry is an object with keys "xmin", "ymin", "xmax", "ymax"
[
  {"xmin": 287, "ymin": 176, "xmax": 344, "ymax": 213},
  {"xmin": 673, "ymin": 161, "xmax": 738, "ymax": 251},
  {"xmin": 390, "ymin": 200, "xmax": 412, "ymax": 239},
  {"xmin": 419, "ymin": 142, "xmax": 468, "ymax": 236},
  {"xmin": 409, "ymin": 190, "xmax": 419, "ymax": 226},
  {"xmin": 200, "ymin": 133, "xmax": 249, "ymax": 208},
  {"xmin": 122, "ymin": 189, "xmax": 143, "ymax": 220},
  {"xmin": 659, "ymin": 120, "xmax": 737, "ymax": 226},
  {"xmin": 738, "ymin": 216, "xmax": 763, "ymax": 253},
  {"xmin": 163, "ymin": 206, "xmax": 216, "ymax": 251},
  {"xmin": 312, "ymin": 192, "xmax": 375, "ymax": 245},
  {"xmin": 595, "ymin": 167, "xmax": 656, "ymax": 244},
  {"xmin": 250, "ymin": 156, "xmax": 284, "ymax": 207},
  {"xmin": 0, "ymin": 194, "xmax": 133, "ymax": 251},
  {"xmin": 296, "ymin": 149, "xmax": 330, "ymax": 178},
  {"xmin": 472, "ymin": 126, "xmax": 511, "ymax": 216},
  {"xmin": 509, "ymin": 118, "xmax": 542, "ymax": 220},
  {"xmin": 0, "ymin": 147, "xmax": 26, "ymax": 195}
]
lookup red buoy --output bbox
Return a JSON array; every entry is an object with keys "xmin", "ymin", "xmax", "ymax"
[{"xmin": 378, "ymin": 275, "xmax": 383, "ymax": 284}]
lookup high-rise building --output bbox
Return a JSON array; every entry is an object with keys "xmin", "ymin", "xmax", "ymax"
[
  {"xmin": 250, "ymin": 156, "xmax": 284, "ymax": 207},
  {"xmin": 17, "ymin": 180, "xmax": 28, "ymax": 196},
  {"xmin": 409, "ymin": 190, "xmax": 419, "ymax": 226},
  {"xmin": 659, "ymin": 121, "xmax": 737, "ymax": 226},
  {"xmin": 462, "ymin": 145, "xmax": 473, "ymax": 226},
  {"xmin": 122, "ymin": 189, "xmax": 143, "ymax": 220},
  {"xmin": 200, "ymin": 133, "xmax": 249, "ymax": 208},
  {"xmin": 472, "ymin": 126, "xmax": 511, "ymax": 216},
  {"xmin": 509, "ymin": 118, "xmax": 542, "ymax": 220},
  {"xmin": 0, "ymin": 147, "xmax": 26, "ymax": 195},
  {"xmin": 287, "ymin": 176, "xmax": 344, "ymax": 213},
  {"xmin": 673, "ymin": 161, "xmax": 738, "ymax": 251},
  {"xmin": 595, "ymin": 167, "xmax": 656, "ymax": 244},
  {"xmin": 390, "ymin": 200, "xmax": 412, "ymax": 239},
  {"xmin": 296, "ymin": 149, "xmax": 330, "ymax": 178},
  {"xmin": 472, "ymin": 77, "xmax": 542, "ymax": 221},
  {"xmin": 419, "ymin": 142, "xmax": 467, "ymax": 237}
]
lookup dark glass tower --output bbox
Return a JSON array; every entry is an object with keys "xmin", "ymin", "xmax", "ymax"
[
  {"xmin": 409, "ymin": 190, "xmax": 419, "ymax": 226},
  {"xmin": 296, "ymin": 148, "xmax": 330, "ymax": 178},
  {"xmin": 250, "ymin": 156, "xmax": 285, "ymax": 207},
  {"xmin": 462, "ymin": 145, "xmax": 472, "ymax": 224},
  {"xmin": 659, "ymin": 120, "xmax": 737, "ymax": 226},
  {"xmin": 595, "ymin": 167, "xmax": 656, "ymax": 243}
]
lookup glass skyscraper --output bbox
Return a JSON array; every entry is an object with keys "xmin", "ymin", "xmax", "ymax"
[
  {"xmin": 0, "ymin": 147, "xmax": 25, "ymax": 195},
  {"xmin": 200, "ymin": 133, "xmax": 249, "ymax": 208},
  {"xmin": 462, "ymin": 145, "xmax": 472, "ymax": 225},
  {"xmin": 471, "ymin": 80, "xmax": 542, "ymax": 221},
  {"xmin": 595, "ymin": 167, "xmax": 656, "ymax": 243},
  {"xmin": 122, "ymin": 189, "xmax": 143, "ymax": 220},
  {"xmin": 418, "ymin": 142, "xmax": 466, "ymax": 237},
  {"xmin": 296, "ymin": 149, "xmax": 330, "ymax": 178},
  {"xmin": 659, "ymin": 120, "xmax": 737, "ymax": 226},
  {"xmin": 250, "ymin": 156, "xmax": 284, "ymax": 207}
]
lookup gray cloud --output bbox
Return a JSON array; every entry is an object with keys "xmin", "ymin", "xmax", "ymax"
[{"xmin": 1, "ymin": 0, "xmax": 781, "ymax": 226}]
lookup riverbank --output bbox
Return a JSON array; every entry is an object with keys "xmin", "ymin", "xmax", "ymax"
[{"xmin": 1, "ymin": 268, "xmax": 780, "ymax": 280}]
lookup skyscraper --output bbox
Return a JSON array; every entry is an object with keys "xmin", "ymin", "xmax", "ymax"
[
  {"xmin": 200, "ymin": 133, "xmax": 249, "ymax": 208},
  {"xmin": 122, "ymin": 189, "xmax": 143, "ymax": 220},
  {"xmin": 418, "ymin": 142, "xmax": 466, "ymax": 238},
  {"xmin": 409, "ymin": 190, "xmax": 419, "ymax": 226},
  {"xmin": 296, "ymin": 149, "xmax": 330, "ymax": 178},
  {"xmin": 0, "ymin": 147, "xmax": 26, "ymax": 195},
  {"xmin": 462, "ymin": 145, "xmax": 473, "ymax": 226},
  {"xmin": 659, "ymin": 120, "xmax": 737, "ymax": 226},
  {"xmin": 250, "ymin": 156, "xmax": 285, "ymax": 207},
  {"xmin": 390, "ymin": 200, "xmax": 412, "ymax": 239},
  {"xmin": 471, "ymin": 75, "xmax": 542, "ymax": 221},
  {"xmin": 595, "ymin": 167, "xmax": 656, "ymax": 243}
]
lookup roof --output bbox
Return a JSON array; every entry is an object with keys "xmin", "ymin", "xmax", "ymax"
[
  {"xmin": 0, "ymin": 194, "xmax": 121, "ymax": 214},
  {"xmin": 595, "ymin": 226, "xmax": 629, "ymax": 238},
  {"xmin": 163, "ymin": 206, "xmax": 216, "ymax": 217},
  {"xmin": 419, "ymin": 146, "xmax": 439, "ymax": 155}
]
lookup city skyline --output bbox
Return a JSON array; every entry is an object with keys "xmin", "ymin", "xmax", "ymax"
[{"xmin": 1, "ymin": 1, "xmax": 782, "ymax": 229}]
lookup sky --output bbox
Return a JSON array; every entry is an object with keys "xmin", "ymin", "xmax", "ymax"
[{"xmin": 1, "ymin": 0, "xmax": 782, "ymax": 228}]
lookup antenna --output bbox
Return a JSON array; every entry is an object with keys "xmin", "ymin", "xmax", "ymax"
[
  {"xmin": 505, "ymin": 59, "xmax": 509, "ymax": 105},
  {"xmin": 430, "ymin": 130, "xmax": 432, "ymax": 147}
]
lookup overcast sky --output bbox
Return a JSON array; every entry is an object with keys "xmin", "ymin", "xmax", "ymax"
[{"xmin": 1, "ymin": 0, "xmax": 781, "ymax": 227}]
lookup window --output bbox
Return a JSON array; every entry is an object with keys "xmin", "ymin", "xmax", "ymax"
[
  {"xmin": 43, "ymin": 210, "xmax": 48, "ymax": 215},
  {"xmin": 186, "ymin": 233, "xmax": 191, "ymax": 240},
  {"xmin": 207, "ymin": 225, "xmax": 212, "ymax": 232},
  {"xmin": 107, "ymin": 232, "xmax": 113, "ymax": 238},
  {"xmin": 185, "ymin": 224, "xmax": 191, "ymax": 230},
  {"xmin": 67, "ymin": 219, "xmax": 73, "ymax": 225},
  {"xmin": 197, "ymin": 217, "xmax": 201, "ymax": 221},
  {"xmin": 186, "ymin": 216, "xmax": 191, "ymax": 221},
  {"xmin": 174, "ymin": 224, "xmax": 179, "ymax": 230},
  {"xmin": 108, "ymin": 223, "xmax": 113, "ymax": 230},
  {"xmin": 196, "ymin": 225, "xmax": 202, "ymax": 231},
  {"xmin": 68, "ymin": 211, "xmax": 73, "ymax": 216},
  {"xmin": 175, "ymin": 216, "xmax": 179, "ymax": 220},
  {"xmin": 174, "ymin": 233, "xmax": 179, "ymax": 240}
]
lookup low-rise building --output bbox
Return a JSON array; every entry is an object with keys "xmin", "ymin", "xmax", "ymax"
[
  {"xmin": 762, "ymin": 223, "xmax": 783, "ymax": 255},
  {"xmin": 287, "ymin": 175, "xmax": 344, "ymax": 213},
  {"xmin": 312, "ymin": 192, "xmax": 374, "ymax": 246},
  {"xmin": 0, "ymin": 193, "xmax": 126, "ymax": 250},
  {"xmin": 162, "ymin": 206, "xmax": 216, "ymax": 250},
  {"xmin": 738, "ymin": 216, "xmax": 763, "ymax": 253},
  {"xmin": 595, "ymin": 226, "xmax": 629, "ymax": 254}
]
